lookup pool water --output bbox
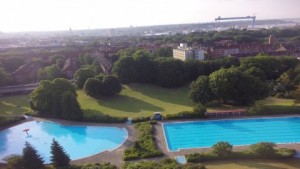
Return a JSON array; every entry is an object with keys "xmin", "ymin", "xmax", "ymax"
[
  {"xmin": 163, "ymin": 116, "xmax": 300, "ymax": 151},
  {"xmin": 0, "ymin": 121, "xmax": 127, "ymax": 163}
]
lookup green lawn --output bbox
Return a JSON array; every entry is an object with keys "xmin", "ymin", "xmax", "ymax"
[
  {"xmin": 2, "ymin": 84, "xmax": 300, "ymax": 118},
  {"xmin": 78, "ymin": 84, "xmax": 195, "ymax": 118},
  {"xmin": 205, "ymin": 159, "xmax": 300, "ymax": 169},
  {"xmin": 261, "ymin": 97, "xmax": 300, "ymax": 106},
  {"xmin": 0, "ymin": 94, "xmax": 31, "ymax": 115}
]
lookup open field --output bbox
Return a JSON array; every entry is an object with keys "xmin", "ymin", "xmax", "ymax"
[
  {"xmin": 0, "ymin": 94, "xmax": 30, "ymax": 115},
  {"xmin": 204, "ymin": 159, "xmax": 300, "ymax": 169},
  {"xmin": 1, "ymin": 84, "xmax": 300, "ymax": 117},
  {"xmin": 78, "ymin": 84, "xmax": 194, "ymax": 118}
]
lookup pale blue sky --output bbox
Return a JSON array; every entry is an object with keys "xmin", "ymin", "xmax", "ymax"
[{"xmin": 0, "ymin": 0, "xmax": 299, "ymax": 32}]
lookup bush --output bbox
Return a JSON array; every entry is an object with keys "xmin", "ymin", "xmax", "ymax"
[
  {"xmin": 249, "ymin": 142, "xmax": 276, "ymax": 157},
  {"xmin": 83, "ymin": 113, "xmax": 127, "ymax": 123},
  {"xmin": 123, "ymin": 122, "xmax": 163, "ymax": 160},
  {"xmin": 212, "ymin": 141, "xmax": 232, "ymax": 157},
  {"xmin": 131, "ymin": 117, "xmax": 151, "ymax": 123},
  {"xmin": 3, "ymin": 154, "xmax": 23, "ymax": 169},
  {"xmin": 193, "ymin": 103, "xmax": 207, "ymax": 117},
  {"xmin": 186, "ymin": 141, "xmax": 295, "ymax": 163},
  {"xmin": 165, "ymin": 111, "xmax": 206, "ymax": 120}
]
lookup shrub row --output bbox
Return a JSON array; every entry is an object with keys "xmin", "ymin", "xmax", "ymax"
[
  {"xmin": 123, "ymin": 122, "xmax": 163, "ymax": 160},
  {"xmin": 247, "ymin": 101, "xmax": 300, "ymax": 115},
  {"xmin": 164, "ymin": 111, "xmax": 206, "ymax": 120},
  {"xmin": 83, "ymin": 114, "xmax": 127, "ymax": 123},
  {"xmin": 0, "ymin": 115, "xmax": 25, "ymax": 128},
  {"xmin": 123, "ymin": 158, "xmax": 205, "ymax": 169},
  {"xmin": 186, "ymin": 142, "xmax": 295, "ymax": 163}
]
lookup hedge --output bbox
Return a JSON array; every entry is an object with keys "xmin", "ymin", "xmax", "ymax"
[
  {"xmin": 123, "ymin": 122, "xmax": 163, "ymax": 160},
  {"xmin": 164, "ymin": 111, "xmax": 206, "ymax": 120},
  {"xmin": 186, "ymin": 142, "xmax": 296, "ymax": 163},
  {"xmin": 247, "ymin": 102, "xmax": 300, "ymax": 115}
]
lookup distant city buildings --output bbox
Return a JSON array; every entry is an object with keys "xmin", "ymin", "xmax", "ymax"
[{"xmin": 173, "ymin": 43, "xmax": 205, "ymax": 61}]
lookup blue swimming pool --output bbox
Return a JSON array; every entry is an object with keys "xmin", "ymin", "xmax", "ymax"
[
  {"xmin": 0, "ymin": 121, "xmax": 127, "ymax": 163},
  {"xmin": 163, "ymin": 116, "xmax": 300, "ymax": 151}
]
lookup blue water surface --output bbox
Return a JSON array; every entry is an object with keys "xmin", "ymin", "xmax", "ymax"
[
  {"xmin": 163, "ymin": 116, "xmax": 300, "ymax": 151},
  {"xmin": 0, "ymin": 121, "xmax": 127, "ymax": 163}
]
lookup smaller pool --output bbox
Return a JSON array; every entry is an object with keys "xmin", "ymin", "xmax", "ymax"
[{"xmin": 0, "ymin": 121, "xmax": 128, "ymax": 163}]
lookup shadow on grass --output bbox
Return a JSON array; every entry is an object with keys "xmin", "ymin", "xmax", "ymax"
[
  {"xmin": 127, "ymin": 83, "xmax": 194, "ymax": 107},
  {"xmin": 95, "ymin": 95, "xmax": 164, "ymax": 113}
]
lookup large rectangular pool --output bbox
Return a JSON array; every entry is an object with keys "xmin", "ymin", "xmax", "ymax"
[{"xmin": 163, "ymin": 116, "xmax": 300, "ymax": 151}]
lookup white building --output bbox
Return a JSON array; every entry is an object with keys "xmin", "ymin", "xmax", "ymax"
[{"xmin": 173, "ymin": 43, "xmax": 204, "ymax": 61}]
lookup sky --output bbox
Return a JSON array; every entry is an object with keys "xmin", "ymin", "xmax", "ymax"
[{"xmin": 0, "ymin": 0, "xmax": 299, "ymax": 32}]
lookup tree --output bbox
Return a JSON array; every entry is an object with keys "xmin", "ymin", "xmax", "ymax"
[
  {"xmin": 30, "ymin": 78, "xmax": 82, "ymax": 120},
  {"xmin": 193, "ymin": 103, "xmax": 206, "ymax": 117},
  {"xmin": 209, "ymin": 68, "xmax": 269, "ymax": 105},
  {"xmin": 112, "ymin": 56, "xmax": 136, "ymax": 83},
  {"xmin": 83, "ymin": 75, "xmax": 122, "ymax": 97},
  {"xmin": 212, "ymin": 141, "xmax": 233, "ymax": 157},
  {"xmin": 100, "ymin": 75, "xmax": 122, "ymax": 96},
  {"xmin": 83, "ymin": 78, "xmax": 102, "ymax": 96},
  {"xmin": 189, "ymin": 76, "xmax": 214, "ymax": 104},
  {"xmin": 50, "ymin": 139, "xmax": 70, "ymax": 168},
  {"xmin": 133, "ymin": 55, "xmax": 156, "ymax": 83},
  {"xmin": 37, "ymin": 65, "xmax": 65, "ymax": 81},
  {"xmin": 155, "ymin": 58, "xmax": 185, "ymax": 87},
  {"xmin": 154, "ymin": 47, "xmax": 173, "ymax": 57},
  {"xmin": 3, "ymin": 155, "xmax": 23, "ymax": 169},
  {"xmin": 22, "ymin": 142, "xmax": 44, "ymax": 169},
  {"xmin": 74, "ymin": 68, "xmax": 95, "ymax": 88}
]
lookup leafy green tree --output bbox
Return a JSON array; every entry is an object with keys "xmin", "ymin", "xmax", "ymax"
[
  {"xmin": 3, "ymin": 155, "xmax": 23, "ymax": 169},
  {"xmin": 189, "ymin": 76, "xmax": 214, "ymax": 104},
  {"xmin": 37, "ymin": 65, "xmax": 65, "ymax": 81},
  {"xmin": 193, "ymin": 103, "xmax": 206, "ymax": 117},
  {"xmin": 100, "ymin": 75, "xmax": 122, "ymax": 96},
  {"xmin": 113, "ymin": 56, "xmax": 136, "ymax": 83},
  {"xmin": 50, "ymin": 139, "xmax": 70, "ymax": 168},
  {"xmin": 243, "ymin": 67, "xmax": 266, "ymax": 81},
  {"xmin": 83, "ymin": 78, "xmax": 102, "ymax": 97},
  {"xmin": 30, "ymin": 78, "xmax": 82, "ymax": 120},
  {"xmin": 74, "ymin": 68, "xmax": 95, "ymax": 88},
  {"xmin": 155, "ymin": 58, "xmax": 185, "ymax": 87},
  {"xmin": 212, "ymin": 141, "xmax": 233, "ymax": 157},
  {"xmin": 56, "ymin": 58, "xmax": 65, "ymax": 69},
  {"xmin": 22, "ymin": 142, "xmax": 44, "ymax": 169},
  {"xmin": 154, "ymin": 47, "xmax": 173, "ymax": 57},
  {"xmin": 209, "ymin": 68, "xmax": 269, "ymax": 105},
  {"xmin": 49, "ymin": 54, "xmax": 65, "ymax": 65},
  {"xmin": 133, "ymin": 55, "xmax": 156, "ymax": 83}
]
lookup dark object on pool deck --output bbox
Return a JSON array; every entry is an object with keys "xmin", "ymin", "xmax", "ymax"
[
  {"xmin": 152, "ymin": 112, "xmax": 163, "ymax": 120},
  {"xmin": 23, "ymin": 128, "xmax": 30, "ymax": 135}
]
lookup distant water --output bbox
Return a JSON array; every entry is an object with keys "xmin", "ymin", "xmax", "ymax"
[
  {"xmin": 163, "ymin": 116, "xmax": 300, "ymax": 151},
  {"xmin": 0, "ymin": 121, "xmax": 127, "ymax": 163}
]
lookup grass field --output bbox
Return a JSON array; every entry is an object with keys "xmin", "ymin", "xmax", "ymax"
[
  {"xmin": 0, "ymin": 94, "xmax": 31, "ymax": 115},
  {"xmin": 78, "ymin": 84, "xmax": 194, "ymax": 118},
  {"xmin": 205, "ymin": 159, "xmax": 300, "ymax": 169},
  {"xmin": 1, "ymin": 84, "xmax": 300, "ymax": 118}
]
